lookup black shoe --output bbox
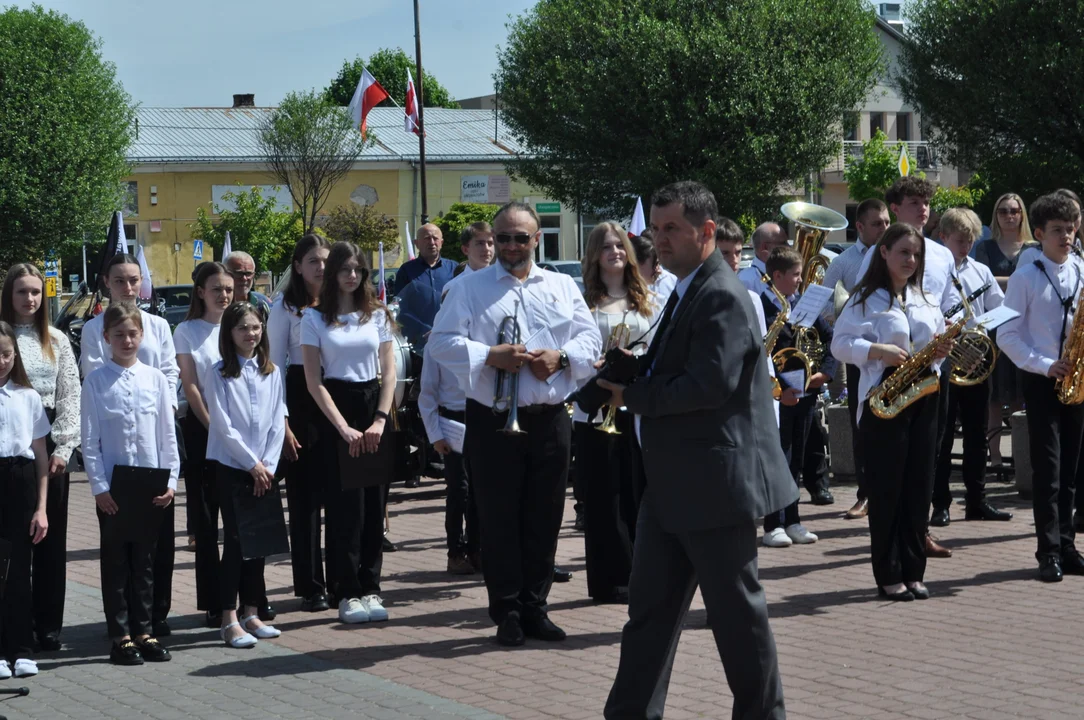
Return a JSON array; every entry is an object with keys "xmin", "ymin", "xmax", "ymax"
[
  {"xmin": 136, "ymin": 637, "xmax": 171, "ymax": 662},
  {"xmin": 37, "ymin": 633, "xmax": 61, "ymax": 652},
  {"xmin": 964, "ymin": 502, "xmax": 1012, "ymax": 521},
  {"xmin": 258, "ymin": 603, "xmax": 276, "ymax": 622},
  {"xmin": 907, "ymin": 583, "xmax": 931, "ymax": 600},
  {"xmin": 809, "ymin": 489, "xmax": 835, "ymax": 506},
  {"xmin": 553, "ymin": 567, "xmax": 572, "ymax": 583},
  {"xmin": 930, "ymin": 508, "xmax": 950, "ymax": 527},
  {"xmin": 405, "ymin": 476, "xmax": 421, "ymax": 488},
  {"xmin": 382, "ymin": 536, "xmax": 399, "ymax": 552},
  {"xmin": 496, "ymin": 613, "xmax": 525, "ymax": 647},
  {"xmin": 300, "ymin": 593, "xmax": 330, "ymax": 612},
  {"xmin": 110, "ymin": 640, "xmax": 144, "ymax": 666},
  {"xmin": 1039, "ymin": 557, "xmax": 1064, "ymax": 583},
  {"xmin": 877, "ymin": 586, "xmax": 914, "ymax": 602},
  {"xmin": 591, "ymin": 588, "xmax": 630, "ymax": 605},
  {"xmin": 152, "ymin": 619, "xmax": 171, "ymax": 637},
  {"xmin": 573, "ymin": 507, "xmax": 586, "ymax": 532},
  {"xmin": 1061, "ymin": 551, "xmax": 1084, "ymax": 575},
  {"xmin": 522, "ymin": 614, "xmax": 567, "ymax": 641},
  {"xmin": 204, "ymin": 611, "xmax": 222, "ymax": 629}
]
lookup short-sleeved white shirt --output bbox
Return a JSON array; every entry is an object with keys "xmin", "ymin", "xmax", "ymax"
[
  {"xmin": 0, "ymin": 380, "xmax": 51, "ymax": 459},
  {"xmin": 173, "ymin": 319, "xmax": 222, "ymax": 392},
  {"xmin": 300, "ymin": 308, "xmax": 391, "ymax": 382}
]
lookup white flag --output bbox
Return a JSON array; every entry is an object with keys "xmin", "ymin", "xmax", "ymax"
[
  {"xmin": 135, "ymin": 244, "xmax": 152, "ymax": 300},
  {"xmin": 222, "ymin": 230, "xmax": 232, "ymax": 261},
  {"xmin": 115, "ymin": 211, "xmax": 129, "ymax": 254}
]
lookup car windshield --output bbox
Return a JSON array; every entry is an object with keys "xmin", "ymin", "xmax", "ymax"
[{"xmin": 551, "ymin": 264, "xmax": 581, "ymax": 278}]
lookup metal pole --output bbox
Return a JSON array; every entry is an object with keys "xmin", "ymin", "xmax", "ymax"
[
  {"xmin": 82, "ymin": 242, "xmax": 87, "ymax": 285},
  {"xmin": 413, "ymin": 0, "xmax": 428, "ymax": 224}
]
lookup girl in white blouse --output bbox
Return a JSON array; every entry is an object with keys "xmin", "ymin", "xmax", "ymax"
[
  {"xmin": 173, "ymin": 261, "xmax": 234, "ymax": 628},
  {"xmin": 267, "ymin": 233, "xmax": 331, "ymax": 611},
  {"xmin": 301, "ymin": 241, "xmax": 396, "ymax": 625},
  {"xmin": 81, "ymin": 304, "xmax": 179, "ymax": 666},
  {"xmin": 573, "ymin": 222, "xmax": 654, "ymax": 604},
  {"xmin": 0, "ymin": 321, "xmax": 50, "ymax": 679},
  {"xmin": 206, "ymin": 303, "xmax": 286, "ymax": 647},
  {"xmin": 0, "ymin": 264, "xmax": 79, "ymax": 651},
  {"xmin": 831, "ymin": 223, "xmax": 952, "ymax": 602}
]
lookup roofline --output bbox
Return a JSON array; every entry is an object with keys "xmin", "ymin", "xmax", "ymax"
[{"xmin": 875, "ymin": 15, "xmax": 906, "ymax": 42}]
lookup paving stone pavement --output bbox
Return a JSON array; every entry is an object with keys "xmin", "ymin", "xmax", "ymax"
[{"xmin": 9, "ymin": 457, "xmax": 1084, "ymax": 719}]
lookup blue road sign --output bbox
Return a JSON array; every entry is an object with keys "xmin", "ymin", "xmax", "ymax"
[
  {"xmin": 193, "ymin": 240, "xmax": 204, "ymax": 260},
  {"xmin": 44, "ymin": 260, "xmax": 58, "ymax": 278}
]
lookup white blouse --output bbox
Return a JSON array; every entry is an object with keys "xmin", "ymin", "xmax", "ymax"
[
  {"xmin": 831, "ymin": 287, "xmax": 946, "ymax": 424},
  {"xmin": 173, "ymin": 319, "xmax": 222, "ymax": 393},
  {"xmin": 0, "ymin": 380, "xmax": 51, "ymax": 460},
  {"xmin": 205, "ymin": 357, "xmax": 287, "ymax": 475},
  {"xmin": 80, "ymin": 309, "xmax": 179, "ymax": 400},
  {"xmin": 573, "ymin": 307, "xmax": 654, "ymax": 423},
  {"xmin": 80, "ymin": 360, "xmax": 180, "ymax": 496},
  {"xmin": 15, "ymin": 325, "xmax": 80, "ymax": 462},
  {"xmin": 267, "ymin": 296, "xmax": 304, "ymax": 394},
  {"xmin": 300, "ymin": 308, "xmax": 391, "ymax": 382}
]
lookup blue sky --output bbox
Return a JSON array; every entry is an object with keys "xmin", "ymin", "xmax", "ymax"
[{"xmin": 11, "ymin": 0, "xmax": 538, "ymax": 107}]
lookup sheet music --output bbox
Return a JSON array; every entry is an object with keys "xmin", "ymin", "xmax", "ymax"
[
  {"xmin": 780, "ymin": 369, "xmax": 807, "ymax": 397},
  {"xmin": 522, "ymin": 326, "xmax": 565, "ymax": 385},
  {"xmin": 789, "ymin": 285, "xmax": 834, "ymax": 328},
  {"xmin": 974, "ymin": 305, "xmax": 1020, "ymax": 331},
  {"xmin": 438, "ymin": 418, "xmax": 466, "ymax": 454}
]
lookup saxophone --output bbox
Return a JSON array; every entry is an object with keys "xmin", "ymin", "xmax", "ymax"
[
  {"xmin": 762, "ymin": 273, "xmax": 789, "ymax": 356},
  {"xmin": 1057, "ymin": 287, "xmax": 1084, "ymax": 405},
  {"xmin": 761, "ymin": 273, "xmax": 812, "ymax": 397}
]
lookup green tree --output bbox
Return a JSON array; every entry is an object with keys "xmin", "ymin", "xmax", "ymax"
[
  {"xmin": 434, "ymin": 203, "xmax": 499, "ymax": 263},
  {"xmin": 258, "ymin": 90, "xmax": 365, "ymax": 232},
  {"xmin": 930, "ymin": 176, "xmax": 987, "ymax": 214},
  {"xmin": 898, "ymin": 1, "xmax": 1084, "ymax": 202},
  {"xmin": 843, "ymin": 130, "xmax": 912, "ymax": 203},
  {"xmin": 0, "ymin": 5, "xmax": 134, "ymax": 266},
  {"xmin": 189, "ymin": 186, "xmax": 302, "ymax": 275},
  {"xmin": 495, "ymin": 0, "xmax": 883, "ymax": 218},
  {"xmin": 322, "ymin": 204, "xmax": 400, "ymax": 254},
  {"xmin": 323, "ymin": 48, "xmax": 459, "ymax": 109}
]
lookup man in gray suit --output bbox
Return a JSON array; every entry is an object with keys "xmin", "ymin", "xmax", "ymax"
[{"xmin": 599, "ymin": 181, "xmax": 795, "ymax": 720}]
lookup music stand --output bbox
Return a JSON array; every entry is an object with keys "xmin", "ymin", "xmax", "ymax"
[{"xmin": 0, "ymin": 539, "xmax": 30, "ymax": 713}]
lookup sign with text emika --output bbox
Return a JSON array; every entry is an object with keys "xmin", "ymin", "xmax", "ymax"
[
  {"xmin": 536, "ymin": 202, "xmax": 561, "ymax": 214},
  {"xmin": 460, "ymin": 175, "xmax": 511, "ymax": 204}
]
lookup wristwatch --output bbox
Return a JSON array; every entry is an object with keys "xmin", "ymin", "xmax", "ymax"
[{"xmin": 558, "ymin": 350, "xmax": 570, "ymax": 369}]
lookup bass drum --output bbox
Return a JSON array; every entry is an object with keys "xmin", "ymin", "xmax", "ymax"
[{"xmin": 391, "ymin": 333, "xmax": 414, "ymax": 408}]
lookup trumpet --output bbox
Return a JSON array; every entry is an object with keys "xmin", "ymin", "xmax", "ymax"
[
  {"xmin": 493, "ymin": 300, "xmax": 526, "ymax": 435},
  {"xmin": 596, "ymin": 318, "xmax": 632, "ymax": 434}
]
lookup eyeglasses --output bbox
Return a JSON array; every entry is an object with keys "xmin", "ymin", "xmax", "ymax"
[
  {"xmin": 230, "ymin": 270, "xmax": 256, "ymax": 279},
  {"xmin": 997, "ymin": 208, "xmax": 1021, "ymax": 216},
  {"xmin": 495, "ymin": 233, "xmax": 533, "ymax": 245}
]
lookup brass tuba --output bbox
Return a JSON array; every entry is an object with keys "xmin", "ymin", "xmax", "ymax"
[
  {"xmin": 1057, "ymin": 287, "xmax": 1084, "ymax": 405},
  {"xmin": 493, "ymin": 300, "xmax": 526, "ymax": 435},
  {"xmin": 780, "ymin": 201, "xmax": 849, "ymax": 294},
  {"xmin": 596, "ymin": 318, "xmax": 632, "ymax": 434}
]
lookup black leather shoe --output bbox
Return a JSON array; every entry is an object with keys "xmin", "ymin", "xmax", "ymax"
[
  {"xmin": 522, "ymin": 614, "xmax": 567, "ymax": 641},
  {"xmin": 300, "ymin": 593, "xmax": 330, "ymax": 612},
  {"xmin": 965, "ymin": 502, "xmax": 1012, "ymax": 521},
  {"xmin": 553, "ymin": 567, "xmax": 572, "ymax": 583},
  {"xmin": 405, "ymin": 476, "xmax": 421, "ymax": 488},
  {"xmin": 573, "ymin": 506, "xmax": 586, "ymax": 532},
  {"xmin": 152, "ymin": 619, "xmax": 171, "ymax": 637},
  {"xmin": 258, "ymin": 603, "xmax": 276, "ymax": 622},
  {"xmin": 137, "ymin": 637, "xmax": 171, "ymax": 662},
  {"xmin": 906, "ymin": 583, "xmax": 930, "ymax": 600},
  {"xmin": 382, "ymin": 536, "xmax": 399, "ymax": 552},
  {"xmin": 1061, "ymin": 551, "xmax": 1084, "ymax": 575},
  {"xmin": 1040, "ymin": 556, "xmax": 1064, "ymax": 583},
  {"xmin": 810, "ymin": 489, "xmax": 835, "ymax": 506},
  {"xmin": 496, "ymin": 613, "xmax": 525, "ymax": 647},
  {"xmin": 110, "ymin": 640, "xmax": 144, "ymax": 666},
  {"xmin": 930, "ymin": 508, "xmax": 951, "ymax": 527},
  {"xmin": 37, "ymin": 633, "xmax": 61, "ymax": 652},
  {"xmin": 204, "ymin": 611, "xmax": 222, "ymax": 629},
  {"xmin": 877, "ymin": 586, "xmax": 914, "ymax": 602}
]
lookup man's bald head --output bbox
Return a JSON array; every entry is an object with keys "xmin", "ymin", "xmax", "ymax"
[
  {"xmin": 226, "ymin": 251, "xmax": 256, "ymax": 297},
  {"xmin": 751, "ymin": 222, "xmax": 788, "ymax": 262},
  {"xmin": 415, "ymin": 223, "xmax": 444, "ymax": 265}
]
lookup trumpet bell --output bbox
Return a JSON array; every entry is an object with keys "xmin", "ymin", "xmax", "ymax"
[{"xmin": 596, "ymin": 412, "xmax": 622, "ymax": 434}]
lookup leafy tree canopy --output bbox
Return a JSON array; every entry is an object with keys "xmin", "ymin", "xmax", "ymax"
[
  {"xmin": 323, "ymin": 48, "xmax": 458, "ymax": 109},
  {"xmin": 434, "ymin": 203, "xmax": 499, "ymax": 263},
  {"xmin": 321, "ymin": 204, "xmax": 400, "ymax": 254},
  {"xmin": 189, "ymin": 186, "xmax": 306, "ymax": 275},
  {"xmin": 844, "ymin": 130, "xmax": 910, "ymax": 203}
]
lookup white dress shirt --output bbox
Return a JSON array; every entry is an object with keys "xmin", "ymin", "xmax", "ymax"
[
  {"xmin": 831, "ymin": 288, "xmax": 946, "ymax": 425},
  {"xmin": 300, "ymin": 308, "xmax": 391, "ymax": 382},
  {"xmin": 267, "ymin": 296, "xmax": 305, "ymax": 394},
  {"xmin": 737, "ymin": 257, "xmax": 768, "ymax": 296},
  {"xmin": 441, "ymin": 265, "xmax": 478, "ymax": 301},
  {"xmin": 429, "ymin": 262, "xmax": 603, "ymax": 407},
  {"xmin": 998, "ymin": 253, "xmax": 1084, "ymax": 377},
  {"xmin": 81, "ymin": 360, "xmax": 180, "ymax": 496},
  {"xmin": 854, "ymin": 237, "xmax": 959, "ymax": 314},
  {"xmin": 952, "ymin": 256, "xmax": 1004, "ymax": 327},
  {"xmin": 1017, "ymin": 245, "xmax": 1042, "ymax": 271},
  {"xmin": 418, "ymin": 343, "xmax": 466, "ymax": 445},
  {"xmin": 748, "ymin": 289, "xmax": 779, "ymax": 427},
  {"xmin": 0, "ymin": 380, "xmax": 51, "ymax": 460},
  {"xmin": 823, "ymin": 238, "xmax": 874, "ymax": 294},
  {"xmin": 205, "ymin": 357, "xmax": 287, "ymax": 475},
  {"xmin": 15, "ymin": 325, "xmax": 80, "ymax": 462},
  {"xmin": 80, "ymin": 309, "xmax": 179, "ymax": 401},
  {"xmin": 648, "ymin": 269, "xmax": 678, "ymax": 315},
  {"xmin": 173, "ymin": 319, "xmax": 222, "ymax": 394}
]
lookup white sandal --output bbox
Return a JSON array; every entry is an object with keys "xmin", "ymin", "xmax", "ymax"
[
  {"xmin": 220, "ymin": 622, "xmax": 258, "ymax": 648},
  {"xmin": 241, "ymin": 615, "xmax": 281, "ymax": 639}
]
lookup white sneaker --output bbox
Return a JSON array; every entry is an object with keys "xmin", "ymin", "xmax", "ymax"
[
  {"xmin": 338, "ymin": 597, "xmax": 370, "ymax": 624},
  {"xmin": 785, "ymin": 523, "xmax": 818, "ymax": 544},
  {"xmin": 13, "ymin": 659, "xmax": 37, "ymax": 677},
  {"xmin": 762, "ymin": 527, "xmax": 793, "ymax": 548},
  {"xmin": 361, "ymin": 595, "xmax": 388, "ymax": 622},
  {"xmin": 0, "ymin": 660, "xmax": 10, "ymax": 679}
]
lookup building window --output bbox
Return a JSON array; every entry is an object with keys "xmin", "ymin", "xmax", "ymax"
[
  {"xmin": 843, "ymin": 112, "xmax": 859, "ymax": 142},
  {"xmin": 896, "ymin": 112, "xmax": 912, "ymax": 142},
  {"xmin": 541, "ymin": 215, "xmax": 560, "ymax": 261},
  {"xmin": 123, "ymin": 181, "xmax": 138, "ymax": 217},
  {"xmin": 845, "ymin": 204, "xmax": 858, "ymax": 243},
  {"xmin": 870, "ymin": 112, "xmax": 885, "ymax": 138},
  {"xmin": 124, "ymin": 224, "xmax": 137, "ymax": 244}
]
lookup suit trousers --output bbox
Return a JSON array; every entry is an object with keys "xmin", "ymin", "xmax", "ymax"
[
  {"xmin": 860, "ymin": 389, "xmax": 937, "ymax": 586},
  {"xmin": 0, "ymin": 457, "xmax": 37, "ymax": 661},
  {"xmin": 466, "ymin": 400, "xmax": 570, "ymax": 624},
  {"xmin": 846, "ymin": 364, "xmax": 867, "ymax": 501},
  {"xmin": 801, "ymin": 409, "xmax": 830, "ymax": 495},
  {"xmin": 441, "ymin": 408, "xmax": 478, "ymax": 557},
  {"xmin": 216, "ymin": 463, "xmax": 268, "ymax": 611},
  {"xmin": 284, "ymin": 366, "xmax": 330, "ymax": 598},
  {"xmin": 765, "ymin": 395, "xmax": 815, "ymax": 532},
  {"xmin": 1022, "ymin": 374, "xmax": 1084, "ymax": 561},
  {"xmin": 605, "ymin": 494, "xmax": 785, "ymax": 720},
  {"xmin": 32, "ymin": 411, "xmax": 69, "ymax": 640},
  {"xmin": 933, "ymin": 379, "xmax": 990, "ymax": 511},
  {"xmin": 98, "ymin": 508, "xmax": 156, "ymax": 640},
  {"xmin": 181, "ymin": 413, "xmax": 220, "ymax": 611}
]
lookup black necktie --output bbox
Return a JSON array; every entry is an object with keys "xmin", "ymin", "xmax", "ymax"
[{"xmin": 640, "ymin": 291, "xmax": 679, "ymax": 375}]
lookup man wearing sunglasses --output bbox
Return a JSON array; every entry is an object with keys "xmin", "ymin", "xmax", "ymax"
[
  {"xmin": 226, "ymin": 251, "xmax": 271, "ymax": 322},
  {"xmin": 429, "ymin": 201, "xmax": 601, "ymax": 648},
  {"xmin": 392, "ymin": 223, "xmax": 457, "ymax": 351}
]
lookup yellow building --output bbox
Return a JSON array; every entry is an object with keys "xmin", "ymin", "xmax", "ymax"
[{"xmin": 125, "ymin": 101, "xmax": 585, "ymax": 285}]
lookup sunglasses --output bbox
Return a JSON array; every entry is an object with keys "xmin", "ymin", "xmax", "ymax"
[
  {"xmin": 997, "ymin": 208, "xmax": 1021, "ymax": 216},
  {"xmin": 495, "ymin": 233, "xmax": 533, "ymax": 245}
]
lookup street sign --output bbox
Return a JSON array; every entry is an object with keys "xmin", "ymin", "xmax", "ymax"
[
  {"xmin": 69, "ymin": 274, "xmax": 79, "ymax": 285},
  {"xmin": 536, "ymin": 202, "xmax": 561, "ymax": 214},
  {"xmin": 44, "ymin": 260, "xmax": 58, "ymax": 278},
  {"xmin": 45, "ymin": 277, "xmax": 57, "ymax": 298},
  {"xmin": 193, "ymin": 240, "xmax": 204, "ymax": 260},
  {"xmin": 897, "ymin": 145, "xmax": 910, "ymax": 177}
]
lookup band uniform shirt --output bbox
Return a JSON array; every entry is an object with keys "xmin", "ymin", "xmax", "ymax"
[
  {"xmin": 80, "ymin": 360, "xmax": 180, "ymax": 496},
  {"xmin": 822, "ymin": 237, "xmax": 874, "ymax": 294},
  {"xmin": 441, "ymin": 265, "xmax": 478, "ymax": 302},
  {"xmin": 0, "ymin": 379, "xmax": 51, "ymax": 460},
  {"xmin": 267, "ymin": 296, "xmax": 305, "ymax": 394},
  {"xmin": 648, "ymin": 269, "xmax": 677, "ymax": 316},
  {"xmin": 173, "ymin": 318, "xmax": 222, "ymax": 396},
  {"xmin": 299, "ymin": 308, "xmax": 392, "ymax": 383},
  {"xmin": 14, "ymin": 324, "xmax": 80, "ymax": 463},
  {"xmin": 854, "ymin": 236, "xmax": 960, "ymax": 314},
  {"xmin": 572, "ymin": 307, "xmax": 654, "ymax": 424},
  {"xmin": 748, "ymin": 289, "xmax": 779, "ymax": 427},
  {"xmin": 737, "ymin": 257, "xmax": 768, "ymax": 296},
  {"xmin": 998, "ymin": 253, "xmax": 1084, "ymax": 377},
  {"xmin": 952, "ymin": 256, "xmax": 1004, "ymax": 328},
  {"xmin": 760, "ymin": 288, "xmax": 839, "ymax": 384},
  {"xmin": 831, "ymin": 288, "xmax": 946, "ymax": 425},
  {"xmin": 205, "ymin": 357, "xmax": 287, "ymax": 476},
  {"xmin": 429, "ymin": 262, "xmax": 602, "ymax": 408},
  {"xmin": 418, "ymin": 343, "xmax": 465, "ymax": 444},
  {"xmin": 80, "ymin": 309, "xmax": 179, "ymax": 402}
]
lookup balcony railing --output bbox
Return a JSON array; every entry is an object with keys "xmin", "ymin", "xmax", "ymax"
[{"xmin": 825, "ymin": 140, "xmax": 941, "ymax": 174}]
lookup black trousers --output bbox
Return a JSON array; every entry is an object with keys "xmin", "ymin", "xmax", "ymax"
[
  {"xmin": 466, "ymin": 400, "xmax": 570, "ymax": 624},
  {"xmin": 98, "ymin": 508, "xmax": 157, "ymax": 640},
  {"xmin": 933, "ymin": 379, "xmax": 991, "ymax": 511},
  {"xmin": 181, "ymin": 413, "xmax": 220, "ymax": 611},
  {"xmin": 32, "ymin": 411, "xmax": 68, "ymax": 641},
  {"xmin": 441, "ymin": 407, "xmax": 478, "ymax": 557},
  {"xmin": 0, "ymin": 458, "xmax": 37, "ymax": 660},
  {"xmin": 285, "ymin": 366, "xmax": 330, "ymax": 598},
  {"xmin": 575, "ymin": 412, "xmax": 638, "ymax": 600},
  {"xmin": 1022, "ymin": 374, "xmax": 1084, "ymax": 561},
  {"xmin": 846, "ymin": 364, "xmax": 867, "ymax": 501},
  {"xmin": 801, "ymin": 407, "xmax": 830, "ymax": 495},
  {"xmin": 320, "ymin": 379, "xmax": 385, "ymax": 600},
  {"xmin": 860, "ymin": 388, "xmax": 938, "ymax": 587},
  {"xmin": 216, "ymin": 463, "xmax": 268, "ymax": 611},
  {"xmin": 605, "ymin": 496, "xmax": 785, "ymax": 720},
  {"xmin": 766, "ymin": 395, "xmax": 815, "ymax": 532}
]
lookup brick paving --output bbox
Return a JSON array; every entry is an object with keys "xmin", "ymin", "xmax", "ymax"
[{"xmin": 10, "ymin": 450, "xmax": 1082, "ymax": 719}]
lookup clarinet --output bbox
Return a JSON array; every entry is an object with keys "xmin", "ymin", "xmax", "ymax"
[{"xmin": 943, "ymin": 282, "xmax": 991, "ymax": 320}]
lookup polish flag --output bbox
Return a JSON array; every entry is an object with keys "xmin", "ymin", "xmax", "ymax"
[
  {"xmin": 404, "ymin": 221, "xmax": 416, "ymax": 261},
  {"xmin": 628, "ymin": 197, "xmax": 646, "ymax": 239},
  {"xmin": 404, "ymin": 68, "xmax": 421, "ymax": 135},
  {"xmin": 378, "ymin": 242, "xmax": 387, "ymax": 303},
  {"xmin": 135, "ymin": 244, "xmax": 153, "ymax": 300},
  {"xmin": 348, "ymin": 67, "xmax": 390, "ymax": 138},
  {"xmin": 221, "ymin": 230, "xmax": 232, "ymax": 261}
]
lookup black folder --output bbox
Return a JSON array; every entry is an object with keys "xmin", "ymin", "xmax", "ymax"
[
  {"xmin": 338, "ymin": 430, "xmax": 395, "ymax": 489},
  {"xmin": 228, "ymin": 478, "xmax": 290, "ymax": 560},
  {"xmin": 108, "ymin": 465, "xmax": 170, "ymax": 542}
]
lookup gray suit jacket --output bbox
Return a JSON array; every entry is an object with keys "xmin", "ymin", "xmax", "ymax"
[{"xmin": 624, "ymin": 250, "xmax": 797, "ymax": 533}]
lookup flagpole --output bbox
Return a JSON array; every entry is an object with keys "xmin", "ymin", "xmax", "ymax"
[{"xmin": 413, "ymin": 0, "xmax": 428, "ymax": 224}]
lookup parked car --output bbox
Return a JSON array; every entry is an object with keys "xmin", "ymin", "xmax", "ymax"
[
  {"xmin": 538, "ymin": 261, "xmax": 585, "ymax": 293},
  {"xmin": 154, "ymin": 284, "xmax": 193, "ymax": 329}
]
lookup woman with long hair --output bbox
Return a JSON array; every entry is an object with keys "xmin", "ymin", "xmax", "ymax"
[
  {"xmin": 301, "ymin": 242, "xmax": 396, "ymax": 623},
  {"xmin": 832, "ymin": 223, "xmax": 953, "ymax": 601},
  {"xmin": 0, "ymin": 264, "xmax": 79, "ymax": 651},
  {"xmin": 267, "ymin": 233, "xmax": 332, "ymax": 612},
  {"xmin": 574, "ymin": 222, "xmax": 654, "ymax": 603},
  {"xmin": 173, "ymin": 262, "xmax": 234, "ymax": 629}
]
